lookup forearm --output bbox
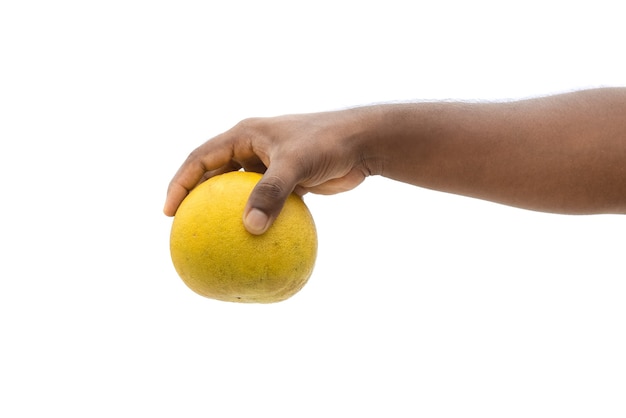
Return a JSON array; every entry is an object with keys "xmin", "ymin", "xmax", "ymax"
[{"xmin": 356, "ymin": 88, "xmax": 626, "ymax": 214}]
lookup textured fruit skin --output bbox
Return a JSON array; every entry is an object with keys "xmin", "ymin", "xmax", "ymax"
[{"xmin": 170, "ymin": 171, "xmax": 318, "ymax": 303}]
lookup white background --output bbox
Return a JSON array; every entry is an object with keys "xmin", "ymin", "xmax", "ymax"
[{"xmin": 1, "ymin": 1, "xmax": 625, "ymax": 417}]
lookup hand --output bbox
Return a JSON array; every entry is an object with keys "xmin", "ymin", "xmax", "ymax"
[{"xmin": 164, "ymin": 110, "xmax": 376, "ymax": 234}]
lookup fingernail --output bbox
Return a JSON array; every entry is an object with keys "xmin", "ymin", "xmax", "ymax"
[{"xmin": 244, "ymin": 208, "xmax": 269, "ymax": 235}]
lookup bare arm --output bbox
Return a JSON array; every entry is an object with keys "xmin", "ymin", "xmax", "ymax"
[
  {"xmin": 164, "ymin": 88, "xmax": 626, "ymax": 234},
  {"xmin": 364, "ymin": 88, "xmax": 626, "ymax": 214}
]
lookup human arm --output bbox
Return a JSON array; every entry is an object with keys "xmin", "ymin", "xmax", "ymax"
[
  {"xmin": 164, "ymin": 87, "xmax": 626, "ymax": 233},
  {"xmin": 365, "ymin": 87, "xmax": 626, "ymax": 215}
]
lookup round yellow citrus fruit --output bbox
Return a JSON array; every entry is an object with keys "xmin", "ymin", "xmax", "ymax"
[{"xmin": 169, "ymin": 171, "xmax": 317, "ymax": 303}]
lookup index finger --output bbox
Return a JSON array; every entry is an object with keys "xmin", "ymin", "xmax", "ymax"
[{"xmin": 163, "ymin": 136, "xmax": 235, "ymax": 216}]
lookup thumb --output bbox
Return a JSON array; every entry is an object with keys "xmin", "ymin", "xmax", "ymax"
[{"xmin": 243, "ymin": 166, "xmax": 300, "ymax": 235}]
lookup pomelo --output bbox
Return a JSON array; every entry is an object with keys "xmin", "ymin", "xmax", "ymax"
[{"xmin": 169, "ymin": 171, "xmax": 317, "ymax": 303}]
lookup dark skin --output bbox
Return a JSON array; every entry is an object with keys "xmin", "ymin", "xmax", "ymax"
[{"xmin": 164, "ymin": 87, "xmax": 626, "ymax": 234}]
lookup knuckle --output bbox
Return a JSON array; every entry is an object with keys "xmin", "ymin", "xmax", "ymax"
[
  {"xmin": 183, "ymin": 148, "xmax": 202, "ymax": 167},
  {"xmin": 256, "ymin": 176, "xmax": 288, "ymax": 200},
  {"xmin": 235, "ymin": 117, "xmax": 263, "ymax": 133},
  {"xmin": 184, "ymin": 147, "xmax": 208, "ymax": 171},
  {"xmin": 186, "ymin": 147, "xmax": 202, "ymax": 161}
]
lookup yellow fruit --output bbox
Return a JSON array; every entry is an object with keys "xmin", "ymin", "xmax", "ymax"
[{"xmin": 169, "ymin": 171, "xmax": 317, "ymax": 303}]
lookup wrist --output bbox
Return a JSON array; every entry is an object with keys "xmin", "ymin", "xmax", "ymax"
[{"xmin": 340, "ymin": 104, "xmax": 389, "ymax": 177}]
